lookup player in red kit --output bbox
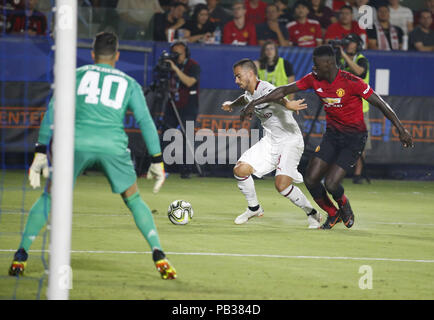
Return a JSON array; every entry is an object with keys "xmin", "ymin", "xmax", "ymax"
[{"xmin": 240, "ymin": 45, "xmax": 413, "ymax": 230}]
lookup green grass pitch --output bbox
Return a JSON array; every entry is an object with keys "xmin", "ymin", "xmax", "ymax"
[{"xmin": 0, "ymin": 170, "xmax": 433, "ymax": 300}]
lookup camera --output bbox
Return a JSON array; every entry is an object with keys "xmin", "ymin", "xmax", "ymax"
[
  {"xmin": 155, "ymin": 50, "xmax": 180, "ymax": 74},
  {"xmin": 328, "ymin": 38, "xmax": 349, "ymax": 49},
  {"xmin": 149, "ymin": 50, "xmax": 181, "ymax": 93}
]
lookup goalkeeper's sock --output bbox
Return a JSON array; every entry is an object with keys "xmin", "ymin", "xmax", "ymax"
[
  {"xmin": 124, "ymin": 192, "xmax": 162, "ymax": 251},
  {"xmin": 279, "ymin": 184, "xmax": 314, "ymax": 215},
  {"xmin": 234, "ymin": 174, "xmax": 259, "ymax": 208},
  {"xmin": 19, "ymin": 192, "xmax": 51, "ymax": 252}
]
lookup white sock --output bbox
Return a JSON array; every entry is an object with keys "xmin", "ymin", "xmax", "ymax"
[
  {"xmin": 234, "ymin": 174, "xmax": 259, "ymax": 208},
  {"xmin": 280, "ymin": 185, "xmax": 313, "ymax": 215}
]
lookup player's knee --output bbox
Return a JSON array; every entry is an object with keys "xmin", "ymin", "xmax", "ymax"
[
  {"xmin": 274, "ymin": 177, "xmax": 292, "ymax": 192},
  {"xmin": 233, "ymin": 163, "xmax": 252, "ymax": 178},
  {"xmin": 121, "ymin": 181, "xmax": 138, "ymax": 199},
  {"xmin": 304, "ymin": 173, "xmax": 318, "ymax": 189}
]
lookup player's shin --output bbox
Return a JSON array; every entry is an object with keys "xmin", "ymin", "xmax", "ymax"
[
  {"xmin": 18, "ymin": 192, "xmax": 51, "ymax": 252},
  {"xmin": 331, "ymin": 187, "xmax": 348, "ymax": 208},
  {"xmin": 124, "ymin": 192, "xmax": 162, "ymax": 251},
  {"xmin": 234, "ymin": 174, "xmax": 259, "ymax": 210},
  {"xmin": 306, "ymin": 183, "xmax": 338, "ymax": 216},
  {"xmin": 279, "ymin": 184, "xmax": 313, "ymax": 214}
]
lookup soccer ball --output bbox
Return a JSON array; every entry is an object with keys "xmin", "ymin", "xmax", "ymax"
[{"xmin": 167, "ymin": 200, "xmax": 193, "ymax": 225}]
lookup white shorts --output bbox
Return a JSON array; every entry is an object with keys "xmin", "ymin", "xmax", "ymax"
[{"xmin": 238, "ymin": 136, "xmax": 304, "ymax": 183}]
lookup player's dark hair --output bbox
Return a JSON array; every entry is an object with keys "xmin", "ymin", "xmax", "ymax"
[
  {"xmin": 313, "ymin": 45, "xmax": 336, "ymax": 58},
  {"xmin": 340, "ymin": 5, "xmax": 353, "ymax": 13},
  {"xmin": 93, "ymin": 31, "xmax": 118, "ymax": 58},
  {"xmin": 233, "ymin": 58, "xmax": 258, "ymax": 76}
]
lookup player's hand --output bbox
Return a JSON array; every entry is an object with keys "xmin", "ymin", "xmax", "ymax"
[
  {"xmin": 240, "ymin": 102, "xmax": 254, "ymax": 122},
  {"xmin": 221, "ymin": 101, "xmax": 233, "ymax": 112},
  {"xmin": 147, "ymin": 162, "xmax": 166, "ymax": 193},
  {"xmin": 399, "ymin": 128, "xmax": 414, "ymax": 148},
  {"xmin": 285, "ymin": 98, "xmax": 308, "ymax": 114},
  {"xmin": 28, "ymin": 153, "xmax": 49, "ymax": 189}
]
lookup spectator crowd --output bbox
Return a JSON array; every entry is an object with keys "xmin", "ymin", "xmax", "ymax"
[
  {"xmin": 149, "ymin": 0, "xmax": 434, "ymax": 52},
  {"xmin": 0, "ymin": 0, "xmax": 433, "ymax": 52}
]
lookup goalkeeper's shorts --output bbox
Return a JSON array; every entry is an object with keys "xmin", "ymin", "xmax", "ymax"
[{"xmin": 74, "ymin": 149, "xmax": 137, "ymax": 194}]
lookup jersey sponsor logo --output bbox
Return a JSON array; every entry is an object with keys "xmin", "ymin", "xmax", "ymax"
[
  {"xmin": 336, "ymin": 88, "xmax": 346, "ymax": 97},
  {"xmin": 322, "ymin": 97, "xmax": 343, "ymax": 108}
]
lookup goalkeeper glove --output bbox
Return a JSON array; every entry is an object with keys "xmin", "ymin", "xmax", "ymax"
[
  {"xmin": 147, "ymin": 155, "xmax": 165, "ymax": 194},
  {"xmin": 28, "ymin": 145, "xmax": 49, "ymax": 189}
]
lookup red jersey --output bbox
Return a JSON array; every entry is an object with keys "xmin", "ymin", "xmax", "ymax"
[
  {"xmin": 296, "ymin": 70, "xmax": 373, "ymax": 133},
  {"xmin": 223, "ymin": 20, "xmax": 257, "ymax": 45},
  {"xmin": 286, "ymin": 19, "xmax": 322, "ymax": 48},
  {"xmin": 7, "ymin": 10, "xmax": 47, "ymax": 35},
  {"xmin": 324, "ymin": 21, "xmax": 367, "ymax": 45},
  {"xmin": 330, "ymin": 0, "xmax": 347, "ymax": 11},
  {"xmin": 245, "ymin": 0, "xmax": 267, "ymax": 25}
]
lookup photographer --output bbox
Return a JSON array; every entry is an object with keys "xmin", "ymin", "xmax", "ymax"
[
  {"xmin": 163, "ymin": 41, "xmax": 201, "ymax": 179},
  {"xmin": 337, "ymin": 33, "xmax": 371, "ymax": 184}
]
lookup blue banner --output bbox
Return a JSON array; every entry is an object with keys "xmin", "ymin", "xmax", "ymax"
[{"xmin": 1, "ymin": 36, "xmax": 434, "ymax": 97}]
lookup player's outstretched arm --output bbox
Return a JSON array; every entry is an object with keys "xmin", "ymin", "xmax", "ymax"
[
  {"xmin": 367, "ymin": 92, "xmax": 414, "ymax": 148},
  {"xmin": 221, "ymin": 94, "xmax": 248, "ymax": 113},
  {"xmin": 281, "ymin": 98, "xmax": 308, "ymax": 114},
  {"xmin": 240, "ymin": 82, "xmax": 300, "ymax": 121}
]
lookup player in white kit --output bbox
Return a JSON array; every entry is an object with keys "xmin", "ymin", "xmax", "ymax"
[{"xmin": 221, "ymin": 58, "xmax": 322, "ymax": 228}]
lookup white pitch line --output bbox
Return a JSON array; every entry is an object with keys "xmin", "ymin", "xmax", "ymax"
[
  {"xmin": 2, "ymin": 211, "xmax": 434, "ymax": 226},
  {"xmin": 0, "ymin": 249, "xmax": 433, "ymax": 263}
]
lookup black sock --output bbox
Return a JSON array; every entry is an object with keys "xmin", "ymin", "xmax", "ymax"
[
  {"xmin": 152, "ymin": 249, "xmax": 165, "ymax": 262},
  {"xmin": 248, "ymin": 205, "xmax": 260, "ymax": 212}
]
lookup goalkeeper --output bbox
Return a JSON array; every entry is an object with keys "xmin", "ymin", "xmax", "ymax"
[{"xmin": 9, "ymin": 32, "xmax": 176, "ymax": 280}]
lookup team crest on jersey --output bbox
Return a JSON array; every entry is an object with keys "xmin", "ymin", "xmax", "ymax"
[{"xmin": 336, "ymin": 88, "xmax": 345, "ymax": 97}]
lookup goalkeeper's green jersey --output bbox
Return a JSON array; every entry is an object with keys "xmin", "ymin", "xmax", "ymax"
[{"xmin": 38, "ymin": 63, "xmax": 161, "ymax": 156}]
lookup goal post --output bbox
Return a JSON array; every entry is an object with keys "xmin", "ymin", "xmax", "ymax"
[{"xmin": 47, "ymin": 0, "xmax": 77, "ymax": 300}]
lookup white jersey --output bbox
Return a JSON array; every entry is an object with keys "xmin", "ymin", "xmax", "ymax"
[{"xmin": 244, "ymin": 80, "xmax": 303, "ymax": 145}]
